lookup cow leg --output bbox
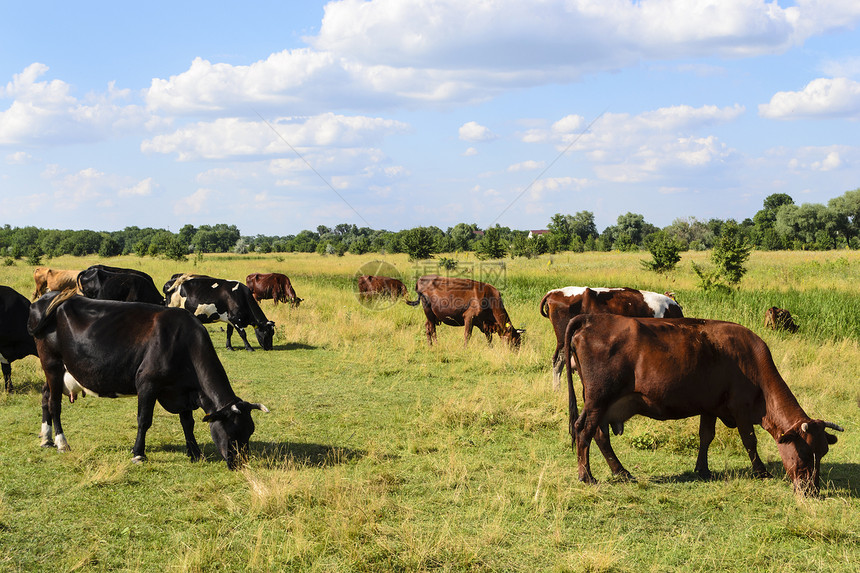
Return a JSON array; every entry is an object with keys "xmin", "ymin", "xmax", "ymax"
[
  {"xmin": 695, "ymin": 415, "xmax": 717, "ymax": 479},
  {"xmin": 39, "ymin": 382, "xmax": 55, "ymax": 448},
  {"xmin": 551, "ymin": 346, "xmax": 564, "ymax": 392},
  {"xmin": 736, "ymin": 420, "xmax": 772, "ymax": 479},
  {"xmin": 48, "ymin": 381, "xmax": 69, "ymax": 452},
  {"xmin": 2, "ymin": 361, "xmax": 11, "ymax": 393},
  {"xmin": 593, "ymin": 425, "xmax": 633, "ymax": 480},
  {"xmin": 573, "ymin": 411, "xmax": 600, "ymax": 483},
  {"xmin": 131, "ymin": 392, "xmax": 158, "ymax": 462},
  {"xmin": 225, "ymin": 324, "xmax": 236, "ymax": 351},
  {"xmin": 425, "ymin": 320, "xmax": 437, "ymax": 345},
  {"xmin": 179, "ymin": 410, "xmax": 202, "ymax": 461},
  {"xmin": 463, "ymin": 317, "xmax": 474, "ymax": 347},
  {"xmin": 234, "ymin": 325, "xmax": 256, "ymax": 351}
]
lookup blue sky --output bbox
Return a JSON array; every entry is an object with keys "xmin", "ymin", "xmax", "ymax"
[{"xmin": 2, "ymin": 0, "xmax": 859, "ymax": 236}]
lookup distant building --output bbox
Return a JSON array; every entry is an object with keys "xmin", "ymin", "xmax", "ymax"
[{"xmin": 528, "ymin": 230, "xmax": 549, "ymax": 239}]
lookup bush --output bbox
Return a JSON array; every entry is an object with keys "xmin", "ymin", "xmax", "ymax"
[
  {"xmin": 641, "ymin": 231, "xmax": 683, "ymax": 273},
  {"xmin": 711, "ymin": 222, "xmax": 751, "ymax": 285}
]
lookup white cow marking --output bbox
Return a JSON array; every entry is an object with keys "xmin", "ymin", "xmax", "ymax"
[
  {"xmin": 210, "ymin": 282, "xmax": 219, "ymax": 288},
  {"xmin": 194, "ymin": 303, "xmax": 219, "ymax": 318},
  {"xmin": 640, "ymin": 291, "xmax": 674, "ymax": 317},
  {"xmin": 63, "ymin": 368, "xmax": 100, "ymax": 400},
  {"xmin": 554, "ymin": 286, "xmax": 621, "ymax": 297},
  {"xmin": 54, "ymin": 433, "xmax": 70, "ymax": 452},
  {"xmin": 231, "ymin": 282, "xmax": 240, "ymax": 291}
]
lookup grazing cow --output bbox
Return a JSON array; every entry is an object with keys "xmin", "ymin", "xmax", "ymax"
[
  {"xmin": 32, "ymin": 267, "xmax": 82, "ymax": 300},
  {"xmin": 77, "ymin": 264, "xmax": 164, "ymax": 305},
  {"xmin": 540, "ymin": 287, "xmax": 684, "ymax": 391},
  {"xmin": 245, "ymin": 273, "xmax": 302, "ymax": 307},
  {"xmin": 357, "ymin": 275, "xmax": 408, "ymax": 300},
  {"xmin": 406, "ymin": 275, "xmax": 524, "ymax": 347},
  {"xmin": 27, "ymin": 290, "xmax": 268, "ymax": 469},
  {"xmin": 165, "ymin": 275, "xmax": 275, "ymax": 351},
  {"xmin": 1, "ymin": 286, "xmax": 38, "ymax": 392},
  {"xmin": 564, "ymin": 314, "xmax": 843, "ymax": 496},
  {"xmin": 764, "ymin": 307, "xmax": 799, "ymax": 333}
]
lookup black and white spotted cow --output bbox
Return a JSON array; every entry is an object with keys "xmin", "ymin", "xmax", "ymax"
[{"xmin": 164, "ymin": 274, "xmax": 275, "ymax": 351}]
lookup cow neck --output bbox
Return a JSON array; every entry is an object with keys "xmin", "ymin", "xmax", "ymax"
[
  {"xmin": 199, "ymin": 391, "xmax": 240, "ymax": 417},
  {"xmin": 759, "ymin": 377, "xmax": 808, "ymax": 439}
]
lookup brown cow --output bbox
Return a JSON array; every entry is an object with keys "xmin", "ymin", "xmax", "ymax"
[
  {"xmin": 564, "ymin": 314, "xmax": 843, "ymax": 496},
  {"xmin": 407, "ymin": 275, "xmax": 523, "ymax": 347},
  {"xmin": 32, "ymin": 267, "xmax": 82, "ymax": 300},
  {"xmin": 540, "ymin": 287, "xmax": 683, "ymax": 391},
  {"xmin": 764, "ymin": 307, "xmax": 798, "ymax": 333},
  {"xmin": 357, "ymin": 275, "xmax": 407, "ymax": 299},
  {"xmin": 245, "ymin": 273, "xmax": 302, "ymax": 307}
]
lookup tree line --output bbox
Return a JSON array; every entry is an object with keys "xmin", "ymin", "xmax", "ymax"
[{"xmin": 2, "ymin": 189, "xmax": 858, "ymax": 264}]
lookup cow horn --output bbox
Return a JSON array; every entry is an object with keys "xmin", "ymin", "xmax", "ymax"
[
  {"xmin": 250, "ymin": 402, "xmax": 269, "ymax": 413},
  {"xmin": 824, "ymin": 421, "xmax": 844, "ymax": 432},
  {"xmin": 231, "ymin": 404, "xmax": 241, "ymax": 414}
]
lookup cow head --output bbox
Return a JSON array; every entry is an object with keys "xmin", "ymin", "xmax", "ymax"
[
  {"xmin": 776, "ymin": 419, "xmax": 843, "ymax": 496},
  {"xmin": 502, "ymin": 322, "xmax": 525, "ymax": 349},
  {"xmin": 203, "ymin": 401, "xmax": 269, "ymax": 469},
  {"xmin": 254, "ymin": 321, "xmax": 276, "ymax": 350}
]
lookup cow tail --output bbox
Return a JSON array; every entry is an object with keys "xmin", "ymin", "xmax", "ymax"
[
  {"xmin": 538, "ymin": 292, "xmax": 552, "ymax": 318},
  {"xmin": 563, "ymin": 315, "xmax": 587, "ymax": 440},
  {"xmin": 405, "ymin": 290, "xmax": 424, "ymax": 307}
]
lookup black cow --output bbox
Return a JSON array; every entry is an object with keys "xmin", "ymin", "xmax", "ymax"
[
  {"xmin": 28, "ymin": 290, "xmax": 268, "ymax": 469},
  {"xmin": 164, "ymin": 274, "xmax": 275, "ymax": 351},
  {"xmin": 1, "ymin": 285, "xmax": 38, "ymax": 392},
  {"xmin": 77, "ymin": 264, "xmax": 164, "ymax": 305}
]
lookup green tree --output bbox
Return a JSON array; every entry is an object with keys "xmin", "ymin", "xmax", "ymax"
[
  {"xmin": 711, "ymin": 222, "xmax": 752, "ymax": 285},
  {"xmin": 641, "ymin": 231, "xmax": 683, "ymax": 273},
  {"xmin": 828, "ymin": 188, "xmax": 860, "ymax": 244},
  {"xmin": 474, "ymin": 226, "xmax": 507, "ymax": 260},
  {"xmin": 400, "ymin": 227, "xmax": 436, "ymax": 261}
]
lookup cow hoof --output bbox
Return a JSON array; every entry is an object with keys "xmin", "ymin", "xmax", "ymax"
[
  {"xmin": 579, "ymin": 475, "xmax": 598, "ymax": 484},
  {"xmin": 754, "ymin": 470, "xmax": 773, "ymax": 480},
  {"xmin": 612, "ymin": 471, "xmax": 635, "ymax": 482},
  {"xmin": 131, "ymin": 455, "xmax": 146, "ymax": 464},
  {"xmin": 696, "ymin": 468, "xmax": 712, "ymax": 480},
  {"xmin": 40, "ymin": 439, "xmax": 55, "ymax": 448}
]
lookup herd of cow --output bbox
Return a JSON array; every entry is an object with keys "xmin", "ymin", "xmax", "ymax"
[{"xmin": 0, "ymin": 265, "xmax": 845, "ymax": 496}]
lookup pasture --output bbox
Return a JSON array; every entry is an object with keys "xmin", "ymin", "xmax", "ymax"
[{"xmin": 0, "ymin": 250, "xmax": 858, "ymax": 572}]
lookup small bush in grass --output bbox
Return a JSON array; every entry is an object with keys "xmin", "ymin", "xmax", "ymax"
[{"xmin": 641, "ymin": 230, "xmax": 683, "ymax": 273}]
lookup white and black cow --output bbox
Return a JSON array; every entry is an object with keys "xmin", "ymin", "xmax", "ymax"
[
  {"xmin": 1, "ymin": 285, "xmax": 38, "ymax": 392},
  {"xmin": 28, "ymin": 290, "xmax": 268, "ymax": 469},
  {"xmin": 78, "ymin": 264, "xmax": 164, "ymax": 305},
  {"xmin": 164, "ymin": 274, "xmax": 275, "ymax": 351}
]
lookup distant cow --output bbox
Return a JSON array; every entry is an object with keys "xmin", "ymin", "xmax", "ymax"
[
  {"xmin": 357, "ymin": 275, "xmax": 407, "ymax": 299},
  {"xmin": 32, "ymin": 267, "xmax": 82, "ymax": 300},
  {"xmin": 28, "ymin": 290, "xmax": 268, "ymax": 469},
  {"xmin": 1, "ymin": 286, "xmax": 38, "ymax": 392},
  {"xmin": 77, "ymin": 264, "xmax": 164, "ymax": 305},
  {"xmin": 540, "ymin": 287, "xmax": 683, "ymax": 391},
  {"xmin": 245, "ymin": 273, "xmax": 302, "ymax": 307},
  {"xmin": 407, "ymin": 275, "xmax": 523, "ymax": 347},
  {"xmin": 165, "ymin": 274, "xmax": 275, "ymax": 351},
  {"xmin": 764, "ymin": 307, "xmax": 798, "ymax": 333},
  {"xmin": 564, "ymin": 314, "xmax": 843, "ymax": 496}
]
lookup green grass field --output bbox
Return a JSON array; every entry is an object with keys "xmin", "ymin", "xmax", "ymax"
[{"xmin": 1, "ymin": 250, "xmax": 858, "ymax": 572}]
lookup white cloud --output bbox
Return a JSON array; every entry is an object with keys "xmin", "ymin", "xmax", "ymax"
[
  {"xmin": 784, "ymin": 145, "xmax": 853, "ymax": 172},
  {"xmin": 759, "ymin": 77, "xmax": 860, "ymax": 119},
  {"xmin": 5, "ymin": 151, "xmax": 33, "ymax": 164},
  {"xmin": 173, "ymin": 188, "xmax": 216, "ymax": 215},
  {"xmin": 141, "ymin": 113, "xmax": 408, "ymax": 161},
  {"xmin": 508, "ymin": 160, "xmax": 545, "ymax": 172},
  {"xmin": 458, "ymin": 121, "xmax": 496, "ymax": 142},
  {"xmin": 119, "ymin": 177, "xmax": 156, "ymax": 197},
  {"xmin": 0, "ymin": 63, "xmax": 154, "ymax": 146},
  {"xmin": 524, "ymin": 104, "xmax": 743, "ymax": 183},
  {"xmin": 462, "ymin": 147, "xmax": 478, "ymax": 157}
]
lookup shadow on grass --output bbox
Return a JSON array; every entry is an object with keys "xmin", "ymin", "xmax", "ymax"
[
  {"xmin": 643, "ymin": 460, "xmax": 860, "ymax": 497},
  {"xmin": 274, "ymin": 342, "xmax": 317, "ymax": 351},
  {"xmin": 153, "ymin": 441, "xmax": 366, "ymax": 469}
]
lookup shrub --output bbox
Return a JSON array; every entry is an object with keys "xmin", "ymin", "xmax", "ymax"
[{"xmin": 641, "ymin": 231, "xmax": 683, "ymax": 273}]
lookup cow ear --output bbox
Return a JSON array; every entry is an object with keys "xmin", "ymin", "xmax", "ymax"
[
  {"xmin": 202, "ymin": 412, "xmax": 222, "ymax": 423},
  {"xmin": 826, "ymin": 433, "xmax": 839, "ymax": 445}
]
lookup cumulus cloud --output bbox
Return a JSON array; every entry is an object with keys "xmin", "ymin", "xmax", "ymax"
[
  {"xmin": 524, "ymin": 104, "xmax": 744, "ymax": 183},
  {"xmin": 119, "ymin": 177, "xmax": 156, "ymax": 197},
  {"xmin": 759, "ymin": 77, "xmax": 860, "ymax": 119},
  {"xmin": 141, "ymin": 113, "xmax": 409, "ymax": 161},
  {"xmin": 173, "ymin": 188, "xmax": 216, "ymax": 215},
  {"xmin": 785, "ymin": 146, "xmax": 853, "ymax": 172},
  {"xmin": 458, "ymin": 121, "xmax": 496, "ymax": 142},
  {"xmin": 5, "ymin": 151, "xmax": 33, "ymax": 164},
  {"xmin": 508, "ymin": 160, "xmax": 545, "ymax": 172},
  {"xmin": 0, "ymin": 63, "xmax": 154, "ymax": 146}
]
